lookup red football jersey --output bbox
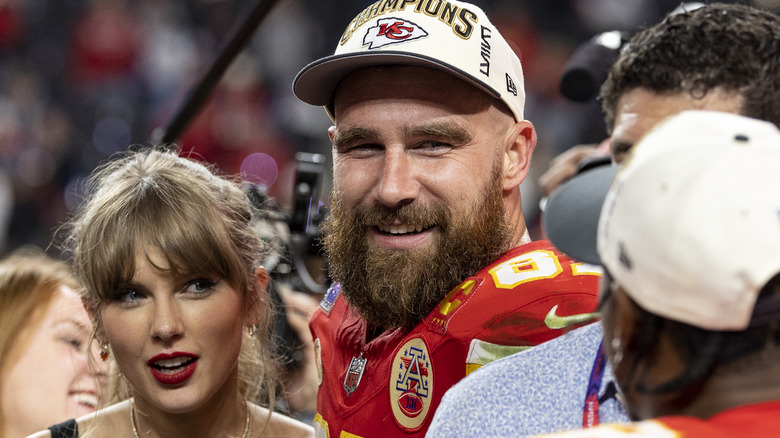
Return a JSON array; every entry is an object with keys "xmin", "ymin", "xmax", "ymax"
[
  {"xmin": 536, "ymin": 400, "xmax": 780, "ymax": 437},
  {"xmin": 310, "ymin": 240, "xmax": 601, "ymax": 437},
  {"xmin": 659, "ymin": 401, "xmax": 780, "ymax": 437}
]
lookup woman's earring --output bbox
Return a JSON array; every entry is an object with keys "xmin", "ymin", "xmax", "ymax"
[
  {"xmin": 247, "ymin": 324, "xmax": 258, "ymax": 349},
  {"xmin": 100, "ymin": 342, "xmax": 110, "ymax": 362}
]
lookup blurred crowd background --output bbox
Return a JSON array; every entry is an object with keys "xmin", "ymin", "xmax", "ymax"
[{"xmin": 0, "ymin": 0, "xmax": 775, "ymax": 256}]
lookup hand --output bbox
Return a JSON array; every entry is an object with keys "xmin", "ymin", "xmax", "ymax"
[
  {"xmin": 278, "ymin": 284, "xmax": 319, "ymax": 414},
  {"xmin": 538, "ymin": 139, "xmax": 611, "ymax": 198}
]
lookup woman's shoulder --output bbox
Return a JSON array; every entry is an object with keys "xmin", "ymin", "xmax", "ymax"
[
  {"xmin": 28, "ymin": 426, "xmax": 58, "ymax": 438},
  {"xmin": 25, "ymin": 401, "xmax": 132, "ymax": 438},
  {"xmin": 250, "ymin": 404, "xmax": 314, "ymax": 437},
  {"xmin": 73, "ymin": 400, "xmax": 134, "ymax": 437}
]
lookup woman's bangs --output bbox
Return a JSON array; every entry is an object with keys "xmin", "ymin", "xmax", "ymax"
[
  {"xmin": 86, "ymin": 217, "xmax": 138, "ymax": 302},
  {"xmin": 138, "ymin": 195, "xmax": 238, "ymax": 285}
]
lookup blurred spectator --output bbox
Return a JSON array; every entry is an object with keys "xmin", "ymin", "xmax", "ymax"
[
  {"xmin": 0, "ymin": 246, "xmax": 106, "ymax": 438},
  {"xmin": 0, "ymin": 0, "xmax": 24, "ymax": 52}
]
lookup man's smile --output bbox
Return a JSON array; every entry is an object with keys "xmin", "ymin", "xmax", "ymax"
[{"xmin": 376, "ymin": 223, "xmax": 434, "ymax": 235}]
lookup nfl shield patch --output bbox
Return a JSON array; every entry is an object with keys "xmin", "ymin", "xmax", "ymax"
[{"xmin": 343, "ymin": 352, "xmax": 366, "ymax": 397}]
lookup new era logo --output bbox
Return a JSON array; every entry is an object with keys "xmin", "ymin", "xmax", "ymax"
[
  {"xmin": 363, "ymin": 17, "xmax": 428, "ymax": 50},
  {"xmin": 618, "ymin": 242, "xmax": 633, "ymax": 270},
  {"xmin": 506, "ymin": 73, "xmax": 518, "ymax": 96}
]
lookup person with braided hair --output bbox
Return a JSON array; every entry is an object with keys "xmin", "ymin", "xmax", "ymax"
[
  {"xmin": 537, "ymin": 111, "xmax": 780, "ymax": 436},
  {"xmin": 428, "ymin": 3, "xmax": 780, "ymax": 436}
]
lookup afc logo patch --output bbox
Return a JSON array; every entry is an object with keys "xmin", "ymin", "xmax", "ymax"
[
  {"xmin": 389, "ymin": 337, "xmax": 433, "ymax": 431},
  {"xmin": 363, "ymin": 17, "xmax": 428, "ymax": 50}
]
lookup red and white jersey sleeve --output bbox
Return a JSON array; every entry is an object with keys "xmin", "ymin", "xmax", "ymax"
[
  {"xmin": 310, "ymin": 240, "xmax": 601, "ymax": 437},
  {"xmin": 534, "ymin": 400, "xmax": 780, "ymax": 438}
]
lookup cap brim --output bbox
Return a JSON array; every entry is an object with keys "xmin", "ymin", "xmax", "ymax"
[
  {"xmin": 293, "ymin": 51, "xmax": 501, "ymax": 109},
  {"xmin": 543, "ymin": 165, "xmax": 618, "ymax": 265}
]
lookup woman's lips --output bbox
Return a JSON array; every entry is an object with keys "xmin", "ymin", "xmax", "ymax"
[{"xmin": 147, "ymin": 352, "xmax": 199, "ymax": 385}]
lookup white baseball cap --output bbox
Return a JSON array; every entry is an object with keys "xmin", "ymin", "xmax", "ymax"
[
  {"xmin": 293, "ymin": 0, "xmax": 525, "ymax": 122},
  {"xmin": 546, "ymin": 110, "xmax": 780, "ymax": 331}
]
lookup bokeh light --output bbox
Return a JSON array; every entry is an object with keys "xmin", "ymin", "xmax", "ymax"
[{"xmin": 240, "ymin": 152, "xmax": 279, "ymax": 189}]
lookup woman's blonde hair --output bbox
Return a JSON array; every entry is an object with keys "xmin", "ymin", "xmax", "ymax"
[
  {"xmin": 62, "ymin": 147, "xmax": 278, "ymax": 409},
  {"xmin": 0, "ymin": 246, "xmax": 78, "ymax": 438}
]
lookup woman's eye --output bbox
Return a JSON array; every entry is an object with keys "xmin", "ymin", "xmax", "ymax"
[
  {"xmin": 113, "ymin": 289, "xmax": 145, "ymax": 304},
  {"xmin": 186, "ymin": 278, "xmax": 219, "ymax": 296},
  {"xmin": 61, "ymin": 337, "xmax": 83, "ymax": 350},
  {"xmin": 57, "ymin": 328, "xmax": 89, "ymax": 352}
]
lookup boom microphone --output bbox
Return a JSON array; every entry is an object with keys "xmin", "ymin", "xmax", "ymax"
[{"xmin": 151, "ymin": 0, "xmax": 284, "ymax": 145}]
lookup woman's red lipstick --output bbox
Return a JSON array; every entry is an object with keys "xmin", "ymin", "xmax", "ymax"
[{"xmin": 147, "ymin": 352, "xmax": 198, "ymax": 385}]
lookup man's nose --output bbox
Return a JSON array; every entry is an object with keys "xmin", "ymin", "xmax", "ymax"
[{"xmin": 375, "ymin": 148, "xmax": 420, "ymax": 208}]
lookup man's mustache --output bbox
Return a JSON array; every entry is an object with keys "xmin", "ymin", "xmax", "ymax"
[{"xmin": 349, "ymin": 203, "xmax": 449, "ymax": 230}]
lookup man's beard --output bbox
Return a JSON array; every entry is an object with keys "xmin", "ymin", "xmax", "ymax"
[{"xmin": 321, "ymin": 165, "xmax": 511, "ymax": 332}]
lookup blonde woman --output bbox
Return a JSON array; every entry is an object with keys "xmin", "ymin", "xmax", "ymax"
[
  {"xmin": 0, "ymin": 247, "xmax": 106, "ymax": 438},
  {"xmin": 32, "ymin": 148, "xmax": 313, "ymax": 437}
]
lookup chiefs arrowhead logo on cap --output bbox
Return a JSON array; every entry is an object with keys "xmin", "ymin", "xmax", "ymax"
[{"xmin": 363, "ymin": 17, "xmax": 429, "ymax": 50}]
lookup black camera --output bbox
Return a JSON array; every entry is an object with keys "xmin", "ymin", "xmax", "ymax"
[{"xmin": 560, "ymin": 30, "xmax": 631, "ymax": 102}]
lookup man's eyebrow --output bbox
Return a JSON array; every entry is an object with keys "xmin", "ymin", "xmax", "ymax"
[
  {"xmin": 331, "ymin": 127, "xmax": 380, "ymax": 150},
  {"xmin": 332, "ymin": 122, "xmax": 473, "ymax": 149},
  {"xmin": 405, "ymin": 122, "xmax": 473, "ymax": 145}
]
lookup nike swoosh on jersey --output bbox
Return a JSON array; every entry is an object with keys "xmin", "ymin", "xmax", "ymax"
[{"xmin": 544, "ymin": 305, "xmax": 599, "ymax": 329}]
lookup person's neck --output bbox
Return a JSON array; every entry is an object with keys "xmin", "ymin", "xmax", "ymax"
[
  {"xmin": 680, "ymin": 361, "xmax": 780, "ymax": 419},
  {"xmin": 643, "ymin": 356, "xmax": 780, "ymax": 420},
  {"xmin": 513, "ymin": 228, "xmax": 533, "ymax": 247},
  {"xmin": 504, "ymin": 195, "xmax": 531, "ymax": 247},
  {"xmin": 132, "ymin": 380, "xmax": 247, "ymax": 438}
]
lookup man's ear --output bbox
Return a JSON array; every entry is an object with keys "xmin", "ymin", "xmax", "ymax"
[{"xmin": 503, "ymin": 120, "xmax": 537, "ymax": 191}]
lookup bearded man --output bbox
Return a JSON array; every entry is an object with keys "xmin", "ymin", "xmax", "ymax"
[{"xmin": 292, "ymin": 1, "xmax": 599, "ymax": 436}]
